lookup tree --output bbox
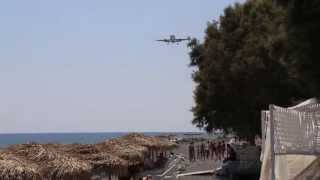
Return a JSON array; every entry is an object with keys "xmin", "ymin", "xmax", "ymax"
[
  {"xmin": 286, "ymin": 0, "xmax": 320, "ymax": 96},
  {"xmin": 188, "ymin": 0, "xmax": 306, "ymax": 138}
]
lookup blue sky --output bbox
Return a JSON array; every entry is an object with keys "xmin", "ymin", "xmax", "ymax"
[{"xmin": 0, "ymin": 0, "xmax": 244, "ymax": 133}]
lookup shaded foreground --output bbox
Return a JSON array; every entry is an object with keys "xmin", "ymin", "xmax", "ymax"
[{"xmin": 0, "ymin": 133, "xmax": 176, "ymax": 180}]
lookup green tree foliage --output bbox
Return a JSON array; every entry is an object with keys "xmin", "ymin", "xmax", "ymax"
[
  {"xmin": 188, "ymin": 0, "xmax": 309, "ymax": 138},
  {"xmin": 285, "ymin": 0, "xmax": 320, "ymax": 96}
]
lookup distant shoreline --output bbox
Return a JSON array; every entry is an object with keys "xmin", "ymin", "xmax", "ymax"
[
  {"xmin": 0, "ymin": 131, "xmax": 199, "ymax": 134},
  {"xmin": 0, "ymin": 132, "xmax": 203, "ymax": 148}
]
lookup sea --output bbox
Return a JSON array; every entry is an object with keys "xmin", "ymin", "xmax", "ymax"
[{"xmin": 0, "ymin": 132, "xmax": 195, "ymax": 148}]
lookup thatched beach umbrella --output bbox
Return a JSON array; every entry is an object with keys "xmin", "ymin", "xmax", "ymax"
[
  {"xmin": 63, "ymin": 144, "xmax": 129, "ymax": 176},
  {"xmin": 97, "ymin": 133, "xmax": 177, "ymax": 168},
  {"xmin": 10, "ymin": 144, "xmax": 92, "ymax": 180},
  {"xmin": 0, "ymin": 133, "xmax": 177, "ymax": 180},
  {"xmin": 96, "ymin": 133, "xmax": 178, "ymax": 178},
  {"xmin": 96, "ymin": 139, "xmax": 148, "ymax": 165},
  {"xmin": 120, "ymin": 133, "xmax": 177, "ymax": 150},
  {"xmin": 0, "ymin": 150, "xmax": 41, "ymax": 180}
]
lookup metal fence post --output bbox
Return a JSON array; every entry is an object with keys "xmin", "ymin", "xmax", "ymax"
[{"xmin": 269, "ymin": 104, "xmax": 276, "ymax": 180}]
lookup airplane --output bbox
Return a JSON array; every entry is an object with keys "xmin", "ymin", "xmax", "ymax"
[{"xmin": 156, "ymin": 35, "xmax": 191, "ymax": 44}]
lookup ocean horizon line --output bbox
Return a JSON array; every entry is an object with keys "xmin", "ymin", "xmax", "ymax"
[
  {"xmin": 0, "ymin": 131, "xmax": 204, "ymax": 148},
  {"xmin": 0, "ymin": 131, "xmax": 202, "ymax": 135}
]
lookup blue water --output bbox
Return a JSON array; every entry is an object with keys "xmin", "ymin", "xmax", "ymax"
[{"xmin": 0, "ymin": 132, "xmax": 172, "ymax": 148}]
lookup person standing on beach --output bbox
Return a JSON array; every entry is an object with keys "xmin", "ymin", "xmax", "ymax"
[
  {"xmin": 222, "ymin": 141, "xmax": 226, "ymax": 159},
  {"xmin": 217, "ymin": 141, "xmax": 223, "ymax": 160},
  {"xmin": 196, "ymin": 143, "xmax": 201, "ymax": 160},
  {"xmin": 201, "ymin": 142, "xmax": 206, "ymax": 160},
  {"xmin": 212, "ymin": 142, "xmax": 217, "ymax": 160},
  {"xmin": 188, "ymin": 142, "xmax": 192, "ymax": 162},
  {"xmin": 188, "ymin": 142, "xmax": 195, "ymax": 162},
  {"xmin": 209, "ymin": 141, "xmax": 212, "ymax": 159},
  {"xmin": 210, "ymin": 141, "xmax": 215, "ymax": 159},
  {"xmin": 206, "ymin": 141, "xmax": 210, "ymax": 159},
  {"xmin": 223, "ymin": 144, "xmax": 237, "ymax": 163},
  {"xmin": 192, "ymin": 142, "xmax": 196, "ymax": 161}
]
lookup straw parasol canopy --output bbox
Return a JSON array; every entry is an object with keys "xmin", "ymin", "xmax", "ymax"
[
  {"xmin": 96, "ymin": 133, "xmax": 177, "ymax": 165},
  {"xmin": 0, "ymin": 150, "xmax": 41, "ymax": 180},
  {"xmin": 121, "ymin": 133, "xmax": 177, "ymax": 150},
  {"xmin": 63, "ymin": 144, "xmax": 129, "ymax": 176},
  {"xmin": 96, "ymin": 138, "xmax": 148, "ymax": 165},
  {"xmin": 0, "ymin": 133, "xmax": 177, "ymax": 179},
  {"xmin": 9, "ymin": 143, "xmax": 92, "ymax": 180}
]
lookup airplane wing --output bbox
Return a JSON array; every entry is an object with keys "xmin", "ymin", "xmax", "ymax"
[
  {"xmin": 175, "ymin": 38, "xmax": 190, "ymax": 42},
  {"xmin": 175, "ymin": 39, "xmax": 185, "ymax": 42},
  {"xmin": 156, "ymin": 39, "xmax": 170, "ymax": 42}
]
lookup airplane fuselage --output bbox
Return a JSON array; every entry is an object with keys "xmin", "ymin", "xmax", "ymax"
[{"xmin": 157, "ymin": 35, "xmax": 191, "ymax": 44}]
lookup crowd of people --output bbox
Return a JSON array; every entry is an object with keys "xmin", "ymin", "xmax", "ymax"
[{"xmin": 188, "ymin": 140, "xmax": 230, "ymax": 162}]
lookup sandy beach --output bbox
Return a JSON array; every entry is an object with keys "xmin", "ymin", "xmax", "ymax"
[
  {"xmin": 140, "ymin": 139, "xmax": 224, "ymax": 180},
  {"xmin": 173, "ymin": 142, "xmax": 222, "ymax": 180}
]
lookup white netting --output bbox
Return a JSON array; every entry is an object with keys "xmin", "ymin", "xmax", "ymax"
[
  {"xmin": 261, "ymin": 99, "xmax": 320, "ymax": 152},
  {"xmin": 272, "ymin": 105, "xmax": 320, "ymax": 155},
  {"xmin": 260, "ymin": 99, "xmax": 320, "ymax": 180}
]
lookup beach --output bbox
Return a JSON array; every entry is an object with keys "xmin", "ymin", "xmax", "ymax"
[
  {"xmin": 172, "ymin": 142, "xmax": 222, "ymax": 180},
  {"xmin": 0, "ymin": 132, "xmax": 262, "ymax": 180},
  {"xmin": 0, "ymin": 133, "xmax": 177, "ymax": 180},
  {"xmin": 139, "ymin": 135, "xmax": 225, "ymax": 180}
]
